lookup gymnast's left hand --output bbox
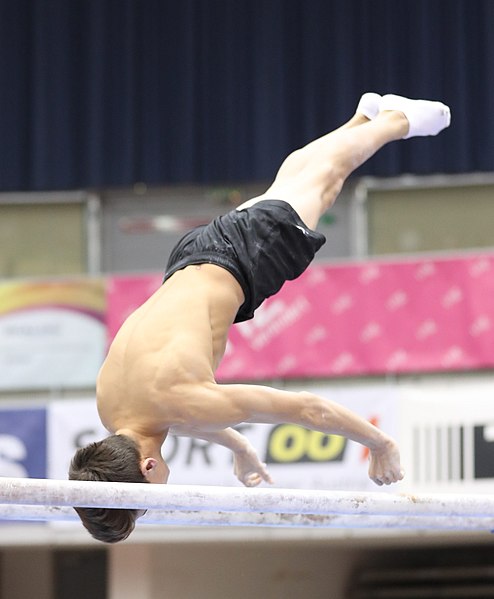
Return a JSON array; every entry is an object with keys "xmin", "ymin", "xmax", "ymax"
[
  {"xmin": 233, "ymin": 445, "xmax": 274, "ymax": 487},
  {"xmin": 368, "ymin": 436, "xmax": 405, "ymax": 486}
]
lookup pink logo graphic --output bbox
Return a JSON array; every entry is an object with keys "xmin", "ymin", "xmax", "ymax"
[
  {"xmin": 386, "ymin": 350, "xmax": 408, "ymax": 371},
  {"xmin": 441, "ymin": 346, "xmax": 465, "ymax": 368},
  {"xmin": 359, "ymin": 265, "xmax": 381, "ymax": 284},
  {"xmin": 331, "ymin": 352, "xmax": 355, "ymax": 374},
  {"xmin": 331, "ymin": 294, "xmax": 353, "ymax": 315},
  {"xmin": 414, "ymin": 262, "xmax": 436, "ymax": 280},
  {"xmin": 441, "ymin": 286, "xmax": 463, "ymax": 309},
  {"xmin": 360, "ymin": 322, "xmax": 382, "ymax": 343},
  {"xmin": 470, "ymin": 316, "xmax": 491, "ymax": 337},
  {"xmin": 386, "ymin": 290, "xmax": 408, "ymax": 311},
  {"xmin": 469, "ymin": 258, "xmax": 491, "ymax": 278},
  {"xmin": 415, "ymin": 319, "xmax": 438, "ymax": 341}
]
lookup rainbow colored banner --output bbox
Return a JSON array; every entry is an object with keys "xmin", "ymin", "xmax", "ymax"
[{"xmin": 0, "ymin": 279, "xmax": 106, "ymax": 390}]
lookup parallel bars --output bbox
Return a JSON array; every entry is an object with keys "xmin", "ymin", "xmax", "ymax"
[{"xmin": 0, "ymin": 477, "xmax": 493, "ymax": 531}]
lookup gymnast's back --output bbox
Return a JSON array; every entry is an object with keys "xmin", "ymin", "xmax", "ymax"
[{"xmin": 96, "ymin": 263, "xmax": 244, "ymax": 432}]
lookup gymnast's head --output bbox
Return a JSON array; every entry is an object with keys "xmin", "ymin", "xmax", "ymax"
[{"xmin": 69, "ymin": 433, "xmax": 161, "ymax": 543}]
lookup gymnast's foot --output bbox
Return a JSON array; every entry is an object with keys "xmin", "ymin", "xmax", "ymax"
[
  {"xmin": 380, "ymin": 93, "xmax": 451, "ymax": 139},
  {"xmin": 356, "ymin": 92, "xmax": 382, "ymax": 120}
]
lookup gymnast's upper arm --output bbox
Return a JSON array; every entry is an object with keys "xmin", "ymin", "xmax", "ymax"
[{"xmin": 189, "ymin": 383, "xmax": 310, "ymax": 428}]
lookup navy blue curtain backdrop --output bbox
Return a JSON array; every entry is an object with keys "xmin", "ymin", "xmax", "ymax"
[{"xmin": 0, "ymin": 0, "xmax": 493, "ymax": 191}]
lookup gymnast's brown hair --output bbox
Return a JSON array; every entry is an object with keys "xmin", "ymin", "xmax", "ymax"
[{"xmin": 68, "ymin": 434, "xmax": 147, "ymax": 543}]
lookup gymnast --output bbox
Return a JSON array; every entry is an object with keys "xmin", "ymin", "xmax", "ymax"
[{"xmin": 70, "ymin": 93, "xmax": 451, "ymax": 542}]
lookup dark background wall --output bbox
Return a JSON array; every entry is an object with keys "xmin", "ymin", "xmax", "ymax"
[{"xmin": 1, "ymin": 0, "xmax": 492, "ymax": 191}]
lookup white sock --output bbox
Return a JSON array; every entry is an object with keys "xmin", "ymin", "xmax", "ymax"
[
  {"xmin": 380, "ymin": 94, "xmax": 451, "ymax": 139},
  {"xmin": 356, "ymin": 92, "xmax": 382, "ymax": 120}
]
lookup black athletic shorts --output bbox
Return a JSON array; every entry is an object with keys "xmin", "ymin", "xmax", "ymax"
[{"xmin": 163, "ymin": 199, "xmax": 326, "ymax": 322}]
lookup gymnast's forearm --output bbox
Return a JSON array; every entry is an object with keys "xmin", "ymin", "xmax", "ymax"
[
  {"xmin": 298, "ymin": 391, "xmax": 394, "ymax": 451},
  {"xmin": 170, "ymin": 426, "xmax": 252, "ymax": 453}
]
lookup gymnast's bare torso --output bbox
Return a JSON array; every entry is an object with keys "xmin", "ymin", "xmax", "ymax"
[{"xmin": 97, "ymin": 263, "xmax": 244, "ymax": 435}]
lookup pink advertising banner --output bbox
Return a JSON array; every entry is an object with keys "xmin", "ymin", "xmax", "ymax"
[{"xmin": 106, "ymin": 254, "xmax": 494, "ymax": 380}]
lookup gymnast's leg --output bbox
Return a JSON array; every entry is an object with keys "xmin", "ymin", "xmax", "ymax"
[{"xmin": 237, "ymin": 93, "xmax": 450, "ymax": 229}]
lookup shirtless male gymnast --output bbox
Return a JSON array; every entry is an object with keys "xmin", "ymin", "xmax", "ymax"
[{"xmin": 70, "ymin": 93, "xmax": 451, "ymax": 542}]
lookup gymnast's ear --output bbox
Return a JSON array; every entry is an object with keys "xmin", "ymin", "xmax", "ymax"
[{"xmin": 140, "ymin": 457, "xmax": 157, "ymax": 477}]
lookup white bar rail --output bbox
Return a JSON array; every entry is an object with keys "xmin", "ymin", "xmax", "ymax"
[{"xmin": 0, "ymin": 478, "xmax": 493, "ymax": 531}]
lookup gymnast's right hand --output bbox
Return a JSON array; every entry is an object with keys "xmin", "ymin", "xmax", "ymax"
[
  {"xmin": 233, "ymin": 445, "xmax": 274, "ymax": 487},
  {"xmin": 368, "ymin": 437, "xmax": 404, "ymax": 486}
]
